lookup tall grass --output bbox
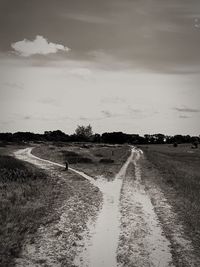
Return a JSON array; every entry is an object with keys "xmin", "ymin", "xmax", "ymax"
[
  {"xmin": 0, "ymin": 156, "xmax": 50, "ymax": 266},
  {"xmin": 142, "ymin": 145, "xmax": 200, "ymax": 234}
]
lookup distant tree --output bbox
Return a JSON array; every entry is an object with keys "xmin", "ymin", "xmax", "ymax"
[
  {"xmin": 0, "ymin": 133, "xmax": 13, "ymax": 142},
  {"xmin": 130, "ymin": 134, "xmax": 141, "ymax": 144},
  {"xmin": 172, "ymin": 135, "xmax": 184, "ymax": 144},
  {"xmin": 44, "ymin": 130, "xmax": 68, "ymax": 141},
  {"xmin": 75, "ymin": 124, "xmax": 93, "ymax": 141},
  {"xmin": 154, "ymin": 133, "xmax": 165, "ymax": 144},
  {"xmin": 101, "ymin": 132, "xmax": 126, "ymax": 144},
  {"xmin": 13, "ymin": 132, "xmax": 36, "ymax": 142},
  {"xmin": 144, "ymin": 134, "xmax": 151, "ymax": 143},
  {"xmin": 92, "ymin": 133, "xmax": 101, "ymax": 143},
  {"xmin": 101, "ymin": 132, "xmax": 136, "ymax": 144}
]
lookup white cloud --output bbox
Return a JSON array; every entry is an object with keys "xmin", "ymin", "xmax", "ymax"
[{"xmin": 11, "ymin": 35, "xmax": 70, "ymax": 57}]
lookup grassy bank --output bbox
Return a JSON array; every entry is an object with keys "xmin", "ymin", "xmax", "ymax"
[
  {"xmin": 33, "ymin": 142, "xmax": 130, "ymax": 181},
  {"xmin": 0, "ymin": 155, "xmax": 53, "ymax": 266},
  {"xmin": 140, "ymin": 144, "xmax": 200, "ymax": 240}
]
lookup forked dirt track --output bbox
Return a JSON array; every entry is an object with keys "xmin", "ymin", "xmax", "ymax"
[{"xmin": 14, "ymin": 147, "xmax": 199, "ymax": 267}]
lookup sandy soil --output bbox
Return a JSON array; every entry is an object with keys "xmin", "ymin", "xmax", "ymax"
[
  {"xmin": 118, "ymin": 148, "xmax": 174, "ymax": 267},
  {"xmin": 74, "ymin": 147, "xmax": 134, "ymax": 267}
]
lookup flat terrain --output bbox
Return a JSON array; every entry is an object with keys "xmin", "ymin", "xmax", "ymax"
[
  {"xmin": 140, "ymin": 144, "xmax": 200, "ymax": 233},
  {"xmin": 139, "ymin": 144, "xmax": 200, "ymax": 265},
  {"xmin": 0, "ymin": 144, "xmax": 103, "ymax": 266},
  {"xmin": 0, "ymin": 142, "xmax": 200, "ymax": 267},
  {"xmin": 33, "ymin": 142, "xmax": 130, "ymax": 180}
]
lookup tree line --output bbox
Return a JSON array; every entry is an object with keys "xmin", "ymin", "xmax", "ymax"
[{"xmin": 0, "ymin": 125, "xmax": 199, "ymax": 145}]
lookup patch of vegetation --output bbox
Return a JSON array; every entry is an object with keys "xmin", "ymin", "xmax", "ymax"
[
  {"xmin": 95, "ymin": 153, "xmax": 103, "ymax": 157},
  {"xmin": 61, "ymin": 150, "xmax": 93, "ymax": 164},
  {"xmin": 0, "ymin": 141, "xmax": 7, "ymax": 147},
  {"xmin": 0, "ymin": 156, "xmax": 51, "ymax": 266},
  {"xmin": 66, "ymin": 156, "xmax": 93, "ymax": 164},
  {"xmin": 49, "ymin": 146, "xmax": 55, "ymax": 150},
  {"xmin": 142, "ymin": 144, "xmax": 200, "ymax": 234},
  {"xmin": 99, "ymin": 158, "xmax": 114, "ymax": 164},
  {"xmin": 81, "ymin": 144, "xmax": 90, "ymax": 149},
  {"xmin": 62, "ymin": 150, "xmax": 79, "ymax": 157},
  {"xmin": 33, "ymin": 143, "xmax": 130, "ymax": 180}
]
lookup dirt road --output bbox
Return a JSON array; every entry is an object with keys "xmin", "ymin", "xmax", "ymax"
[{"xmin": 14, "ymin": 147, "xmax": 199, "ymax": 267}]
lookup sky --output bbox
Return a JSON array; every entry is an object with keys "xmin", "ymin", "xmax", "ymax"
[{"xmin": 0, "ymin": 0, "xmax": 200, "ymax": 136}]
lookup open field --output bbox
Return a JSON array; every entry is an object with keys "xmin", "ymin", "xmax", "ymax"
[
  {"xmin": 1, "ymin": 142, "xmax": 200, "ymax": 266},
  {"xmin": 139, "ymin": 144, "xmax": 200, "ymax": 260},
  {"xmin": 32, "ymin": 142, "xmax": 130, "ymax": 181},
  {"xmin": 0, "ymin": 143, "xmax": 130, "ymax": 266},
  {"xmin": 0, "ymin": 145, "xmax": 102, "ymax": 266},
  {"xmin": 0, "ymin": 154, "xmax": 51, "ymax": 266}
]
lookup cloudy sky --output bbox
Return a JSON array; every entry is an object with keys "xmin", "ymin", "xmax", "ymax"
[{"xmin": 0, "ymin": 0, "xmax": 200, "ymax": 135}]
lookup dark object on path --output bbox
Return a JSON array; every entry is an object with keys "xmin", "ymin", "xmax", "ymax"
[{"xmin": 65, "ymin": 161, "xmax": 69, "ymax": 170}]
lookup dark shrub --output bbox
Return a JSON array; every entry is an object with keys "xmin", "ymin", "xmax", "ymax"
[
  {"xmin": 193, "ymin": 141, "xmax": 198, "ymax": 149},
  {"xmin": 0, "ymin": 141, "xmax": 7, "ymax": 147},
  {"xmin": 95, "ymin": 153, "xmax": 103, "ymax": 157},
  {"xmin": 62, "ymin": 151, "xmax": 79, "ymax": 157},
  {"xmin": 81, "ymin": 144, "xmax": 90, "ymax": 149},
  {"xmin": 99, "ymin": 158, "xmax": 114, "ymax": 164},
  {"xmin": 61, "ymin": 150, "xmax": 92, "ymax": 164},
  {"xmin": 77, "ymin": 157, "xmax": 93, "ymax": 163},
  {"xmin": 173, "ymin": 142, "xmax": 178, "ymax": 147}
]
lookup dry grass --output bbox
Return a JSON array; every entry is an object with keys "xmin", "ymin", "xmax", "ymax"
[
  {"xmin": 140, "ymin": 144, "xmax": 200, "ymax": 237},
  {"xmin": 0, "ymin": 145, "xmax": 103, "ymax": 266},
  {"xmin": 0, "ymin": 155, "xmax": 52, "ymax": 266},
  {"xmin": 33, "ymin": 142, "xmax": 130, "ymax": 180},
  {"xmin": 61, "ymin": 150, "xmax": 93, "ymax": 164}
]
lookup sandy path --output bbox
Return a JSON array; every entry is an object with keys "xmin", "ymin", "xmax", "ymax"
[
  {"xmin": 74, "ymin": 147, "xmax": 135, "ymax": 267},
  {"xmin": 14, "ymin": 148, "xmax": 96, "ymax": 185},
  {"xmin": 118, "ymin": 148, "xmax": 174, "ymax": 267}
]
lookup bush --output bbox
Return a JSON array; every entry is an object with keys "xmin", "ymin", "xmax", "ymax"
[
  {"xmin": 61, "ymin": 151, "xmax": 93, "ymax": 164},
  {"xmin": 99, "ymin": 158, "xmax": 114, "ymax": 164},
  {"xmin": 0, "ymin": 141, "xmax": 7, "ymax": 147},
  {"xmin": 77, "ymin": 157, "xmax": 93, "ymax": 163},
  {"xmin": 62, "ymin": 150, "xmax": 79, "ymax": 157},
  {"xmin": 173, "ymin": 142, "xmax": 178, "ymax": 147},
  {"xmin": 66, "ymin": 156, "xmax": 93, "ymax": 164},
  {"xmin": 95, "ymin": 153, "xmax": 103, "ymax": 157},
  {"xmin": 193, "ymin": 141, "xmax": 198, "ymax": 149}
]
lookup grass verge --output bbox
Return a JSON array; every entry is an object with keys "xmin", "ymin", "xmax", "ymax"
[
  {"xmin": 0, "ymin": 155, "xmax": 53, "ymax": 266},
  {"xmin": 140, "ymin": 144, "xmax": 200, "ymax": 246}
]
